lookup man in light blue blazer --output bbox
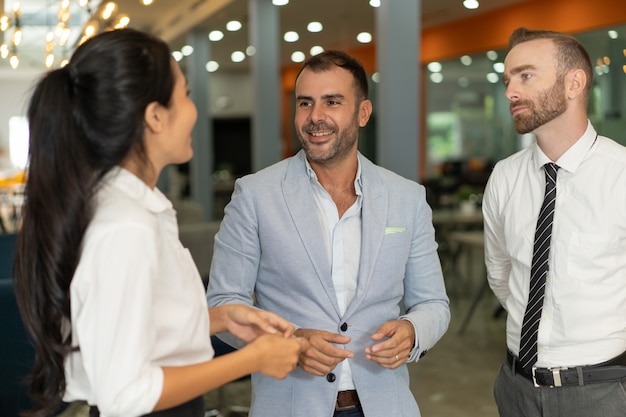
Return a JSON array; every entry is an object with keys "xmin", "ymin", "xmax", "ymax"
[{"xmin": 207, "ymin": 50, "xmax": 450, "ymax": 417}]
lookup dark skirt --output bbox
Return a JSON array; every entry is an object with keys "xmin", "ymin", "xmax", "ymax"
[{"xmin": 89, "ymin": 396, "xmax": 204, "ymax": 417}]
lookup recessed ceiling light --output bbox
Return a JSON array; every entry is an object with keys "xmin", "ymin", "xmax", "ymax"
[
  {"xmin": 226, "ymin": 20, "xmax": 242, "ymax": 32},
  {"xmin": 284, "ymin": 31, "xmax": 299, "ymax": 42},
  {"xmin": 486, "ymin": 72, "xmax": 500, "ymax": 84},
  {"xmin": 231, "ymin": 51, "xmax": 246, "ymax": 63},
  {"xmin": 291, "ymin": 51, "xmax": 306, "ymax": 63},
  {"xmin": 460, "ymin": 55, "xmax": 472, "ymax": 66},
  {"xmin": 357, "ymin": 32, "xmax": 372, "ymax": 43},
  {"xmin": 205, "ymin": 61, "xmax": 219, "ymax": 73},
  {"xmin": 427, "ymin": 62, "xmax": 442, "ymax": 72},
  {"xmin": 310, "ymin": 46, "xmax": 324, "ymax": 56},
  {"xmin": 430, "ymin": 73, "xmax": 443, "ymax": 83},
  {"xmin": 181, "ymin": 45, "xmax": 194, "ymax": 56},
  {"xmin": 463, "ymin": 0, "xmax": 479, "ymax": 10},
  {"xmin": 208, "ymin": 30, "xmax": 224, "ymax": 41},
  {"xmin": 307, "ymin": 22, "xmax": 323, "ymax": 33}
]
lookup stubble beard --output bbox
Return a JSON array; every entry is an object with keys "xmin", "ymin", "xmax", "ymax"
[
  {"xmin": 298, "ymin": 115, "xmax": 360, "ymax": 164},
  {"xmin": 512, "ymin": 76, "xmax": 568, "ymax": 134}
]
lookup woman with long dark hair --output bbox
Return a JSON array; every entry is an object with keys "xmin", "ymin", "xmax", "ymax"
[{"xmin": 13, "ymin": 28, "xmax": 304, "ymax": 417}]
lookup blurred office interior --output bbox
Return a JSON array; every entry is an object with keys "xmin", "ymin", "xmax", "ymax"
[{"xmin": 1, "ymin": 0, "xmax": 625, "ymax": 416}]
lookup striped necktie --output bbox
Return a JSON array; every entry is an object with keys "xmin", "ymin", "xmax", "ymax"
[{"xmin": 518, "ymin": 162, "xmax": 559, "ymax": 371}]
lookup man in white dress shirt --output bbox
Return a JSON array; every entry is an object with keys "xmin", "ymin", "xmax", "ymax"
[{"xmin": 483, "ymin": 27, "xmax": 626, "ymax": 417}]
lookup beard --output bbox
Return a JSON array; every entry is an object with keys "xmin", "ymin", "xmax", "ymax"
[
  {"xmin": 297, "ymin": 112, "xmax": 360, "ymax": 164},
  {"xmin": 511, "ymin": 75, "xmax": 568, "ymax": 134}
]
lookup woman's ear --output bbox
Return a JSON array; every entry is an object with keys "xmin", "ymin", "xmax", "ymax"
[{"xmin": 144, "ymin": 101, "xmax": 164, "ymax": 133}]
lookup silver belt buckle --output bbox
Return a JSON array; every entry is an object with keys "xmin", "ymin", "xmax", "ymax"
[{"xmin": 532, "ymin": 366, "xmax": 568, "ymax": 388}]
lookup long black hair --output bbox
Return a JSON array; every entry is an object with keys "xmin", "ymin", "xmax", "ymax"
[{"xmin": 13, "ymin": 28, "xmax": 175, "ymax": 417}]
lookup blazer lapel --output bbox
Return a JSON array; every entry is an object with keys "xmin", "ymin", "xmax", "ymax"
[
  {"xmin": 344, "ymin": 155, "xmax": 387, "ymax": 318},
  {"xmin": 282, "ymin": 151, "xmax": 342, "ymax": 317}
]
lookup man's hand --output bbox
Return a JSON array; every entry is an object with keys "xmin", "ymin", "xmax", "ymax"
[
  {"xmin": 365, "ymin": 320, "xmax": 415, "ymax": 369},
  {"xmin": 294, "ymin": 329, "xmax": 354, "ymax": 376}
]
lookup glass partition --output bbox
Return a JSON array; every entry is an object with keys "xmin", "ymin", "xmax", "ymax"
[{"xmin": 424, "ymin": 24, "xmax": 626, "ymax": 208}]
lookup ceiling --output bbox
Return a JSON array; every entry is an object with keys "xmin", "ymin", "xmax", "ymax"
[{"xmin": 1, "ymin": 0, "xmax": 531, "ymax": 73}]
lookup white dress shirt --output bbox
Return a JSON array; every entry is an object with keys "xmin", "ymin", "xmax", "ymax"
[
  {"xmin": 63, "ymin": 167, "xmax": 213, "ymax": 417},
  {"xmin": 483, "ymin": 121, "xmax": 626, "ymax": 367},
  {"xmin": 307, "ymin": 158, "xmax": 362, "ymax": 391}
]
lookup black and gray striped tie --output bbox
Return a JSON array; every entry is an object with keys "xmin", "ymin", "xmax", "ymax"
[{"xmin": 518, "ymin": 162, "xmax": 559, "ymax": 371}]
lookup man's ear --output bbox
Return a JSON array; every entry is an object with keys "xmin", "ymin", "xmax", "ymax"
[
  {"xmin": 566, "ymin": 69, "xmax": 586, "ymax": 100},
  {"xmin": 144, "ymin": 101, "xmax": 164, "ymax": 133},
  {"xmin": 358, "ymin": 99, "xmax": 373, "ymax": 127}
]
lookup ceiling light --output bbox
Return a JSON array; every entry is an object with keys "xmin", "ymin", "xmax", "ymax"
[
  {"xmin": 371, "ymin": 72, "xmax": 380, "ymax": 83},
  {"xmin": 284, "ymin": 31, "xmax": 299, "ymax": 42},
  {"xmin": 486, "ymin": 72, "xmax": 499, "ymax": 83},
  {"xmin": 226, "ymin": 20, "xmax": 242, "ymax": 31},
  {"xmin": 493, "ymin": 62, "xmax": 505, "ymax": 73},
  {"xmin": 291, "ymin": 51, "xmax": 305, "ymax": 63},
  {"xmin": 172, "ymin": 51, "xmax": 183, "ymax": 62},
  {"xmin": 272, "ymin": 0, "xmax": 289, "ymax": 5},
  {"xmin": 369, "ymin": 0, "xmax": 381, "ymax": 7},
  {"xmin": 608, "ymin": 30, "xmax": 618, "ymax": 39},
  {"xmin": 310, "ymin": 46, "xmax": 324, "ymax": 56},
  {"xmin": 427, "ymin": 62, "xmax": 442, "ymax": 72},
  {"xmin": 307, "ymin": 22, "xmax": 322, "ymax": 33},
  {"xmin": 486, "ymin": 50, "xmax": 498, "ymax": 60},
  {"xmin": 246, "ymin": 46, "xmax": 256, "ymax": 56},
  {"xmin": 463, "ymin": 0, "xmax": 479, "ymax": 10},
  {"xmin": 205, "ymin": 61, "xmax": 219, "ymax": 73},
  {"xmin": 208, "ymin": 30, "xmax": 224, "ymax": 41},
  {"xmin": 460, "ymin": 55, "xmax": 472, "ymax": 66},
  {"xmin": 357, "ymin": 32, "xmax": 372, "ymax": 43},
  {"xmin": 142, "ymin": 0, "xmax": 154, "ymax": 5},
  {"xmin": 231, "ymin": 51, "xmax": 246, "ymax": 63},
  {"xmin": 181, "ymin": 45, "xmax": 194, "ymax": 56},
  {"xmin": 430, "ymin": 73, "xmax": 443, "ymax": 83}
]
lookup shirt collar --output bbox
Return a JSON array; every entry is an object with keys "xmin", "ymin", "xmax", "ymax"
[
  {"xmin": 304, "ymin": 154, "xmax": 363, "ymax": 196},
  {"xmin": 102, "ymin": 166, "xmax": 173, "ymax": 214},
  {"xmin": 533, "ymin": 120, "xmax": 597, "ymax": 174}
]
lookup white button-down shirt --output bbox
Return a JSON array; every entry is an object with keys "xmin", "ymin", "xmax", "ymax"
[
  {"xmin": 64, "ymin": 167, "xmax": 213, "ymax": 416},
  {"xmin": 307, "ymin": 158, "xmax": 362, "ymax": 391},
  {"xmin": 483, "ymin": 121, "xmax": 626, "ymax": 367}
]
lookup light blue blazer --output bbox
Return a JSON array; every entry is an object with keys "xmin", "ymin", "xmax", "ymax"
[{"xmin": 207, "ymin": 150, "xmax": 450, "ymax": 417}]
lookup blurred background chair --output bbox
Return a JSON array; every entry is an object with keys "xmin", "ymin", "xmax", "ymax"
[{"xmin": 178, "ymin": 221, "xmax": 221, "ymax": 288}]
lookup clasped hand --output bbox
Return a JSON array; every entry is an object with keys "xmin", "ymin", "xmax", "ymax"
[{"xmin": 295, "ymin": 319, "xmax": 416, "ymax": 375}]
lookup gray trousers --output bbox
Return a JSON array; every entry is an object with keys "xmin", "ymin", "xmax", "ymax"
[{"xmin": 494, "ymin": 361, "xmax": 626, "ymax": 417}]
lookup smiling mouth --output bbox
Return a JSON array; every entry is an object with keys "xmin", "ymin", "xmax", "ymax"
[{"xmin": 309, "ymin": 130, "xmax": 333, "ymax": 137}]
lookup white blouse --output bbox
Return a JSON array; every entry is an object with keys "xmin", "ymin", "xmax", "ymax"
[{"xmin": 63, "ymin": 167, "xmax": 213, "ymax": 417}]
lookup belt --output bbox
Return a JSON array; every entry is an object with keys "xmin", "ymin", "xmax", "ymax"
[
  {"xmin": 506, "ymin": 350, "xmax": 626, "ymax": 388},
  {"xmin": 336, "ymin": 390, "xmax": 361, "ymax": 411}
]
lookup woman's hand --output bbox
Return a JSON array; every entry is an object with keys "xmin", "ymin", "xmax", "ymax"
[
  {"xmin": 245, "ymin": 333, "xmax": 308, "ymax": 379},
  {"xmin": 210, "ymin": 304, "xmax": 295, "ymax": 342}
]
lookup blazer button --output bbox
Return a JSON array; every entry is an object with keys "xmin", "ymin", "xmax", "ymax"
[
  {"xmin": 326, "ymin": 373, "xmax": 336, "ymax": 383},
  {"xmin": 340, "ymin": 322, "xmax": 348, "ymax": 332}
]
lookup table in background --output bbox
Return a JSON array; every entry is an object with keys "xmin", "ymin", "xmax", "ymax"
[{"xmin": 445, "ymin": 230, "xmax": 493, "ymax": 335}]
